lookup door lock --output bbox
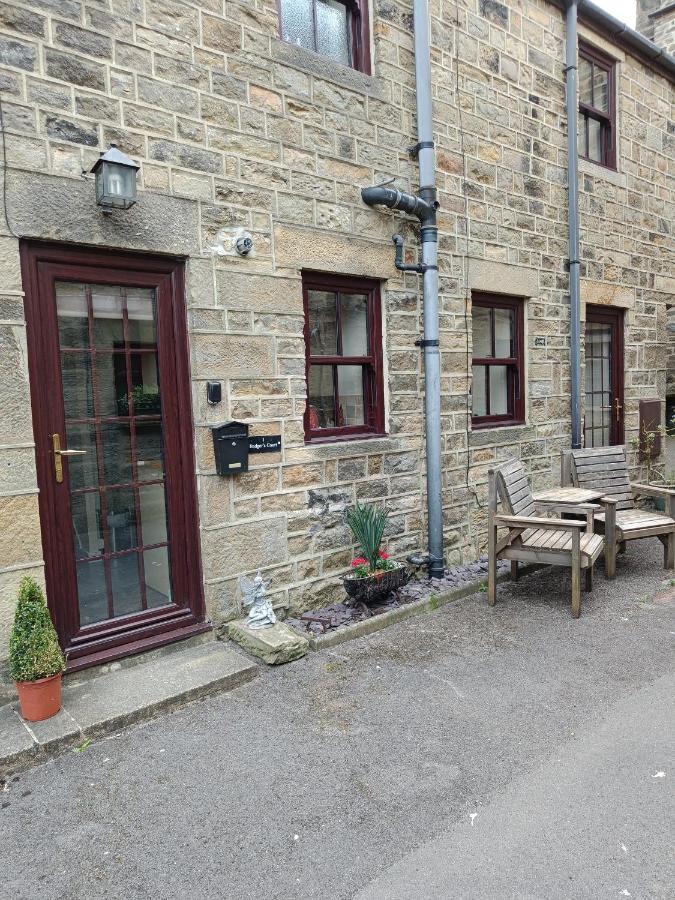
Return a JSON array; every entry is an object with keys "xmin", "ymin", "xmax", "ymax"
[{"xmin": 52, "ymin": 433, "xmax": 87, "ymax": 484}]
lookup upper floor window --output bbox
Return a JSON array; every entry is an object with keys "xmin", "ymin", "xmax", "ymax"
[
  {"xmin": 303, "ymin": 273, "xmax": 384, "ymax": 442},
  {"xmin": 471, "ymin": 294, "xmax": 525, "ymax": 428},
  {"xmin": 578, "ymin": 42, "xmax": 616, "ymax": 169},
  {"xmin": 279, "ymin": 0, "xmax": 371, "ymax": 74}
]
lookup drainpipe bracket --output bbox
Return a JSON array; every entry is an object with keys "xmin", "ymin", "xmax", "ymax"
[
  {"xmin": 407, "ymin": 140, "xmax": 434, "ymax": 158},
  {"xmin": 415, "ymin": 339, "xmax": 440, "ymax": 348}
]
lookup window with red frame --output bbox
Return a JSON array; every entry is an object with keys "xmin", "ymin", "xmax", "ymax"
[
  {"xmin": 278, "ymin": 0, "xmax": 371, "ymax": 74},
  {"xmin": 578, "ymin": 42, "xmax": 616, "ymax": 169},
  {"xmin": 303, "ymin": 274, "xmax": 384, "ymax": 442},
  {"xmin": 471, "ymin": 294, "xmax": 525, "ymax": 428}
]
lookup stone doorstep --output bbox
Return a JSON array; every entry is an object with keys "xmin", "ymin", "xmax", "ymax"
[
  {"xmin": 0, "ymin": 641, "xmax": 258, "ymax": 779},
  {"xmin": 305, "ymin": 565, "xmax": 547, "ymax": 651}
]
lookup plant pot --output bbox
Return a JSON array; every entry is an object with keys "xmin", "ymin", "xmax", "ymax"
[
  {"xmin": 15, "ymin": 672, "xmax": 62, "ymax": 722},
  {"xmin": 342, "ymin": 564, "xmax": 409, "ymax": 605}
]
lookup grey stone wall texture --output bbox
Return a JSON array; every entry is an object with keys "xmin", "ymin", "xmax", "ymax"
[{"xmin": 0, "ymin": 0, "xmax": 673, "ymax": 650}]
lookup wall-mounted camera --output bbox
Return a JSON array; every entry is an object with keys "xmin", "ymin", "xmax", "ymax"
[{"xmin": 235, "ymin": 233, "xmax": 254, "ymax": 256}]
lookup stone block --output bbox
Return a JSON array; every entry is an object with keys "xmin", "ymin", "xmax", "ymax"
[
  {"xmin": 201, "ymin": 517, "xmax": 288, "ymax": 580},
  {"xmin": 8, "ymin": 171, "xmax": 201, "ymax": 257},
  {"xmin": 0, "ymin": 36, "xmax": 36, "ymax": 71},
  {"xmin": 0, "ymin": 448, "xmax": 38, "ymax": 495},
  {"xmin": 273, "ymin": 224, "xmax": 397, "ymax": 279},
  {"xmin": 468, "ymin": 258, "xmax": 539, "ymax": 297},
  {"xmin": 191, "ymin": 333, "xmax": 274, "ymax": 378},
  {"xmin": 226, "ymin": 620, "xmax": 308, "ymax": 665},
  {"xmin": 45, "ymin": 48, "xmax": 105, "ymax": 90},
  {"xmin": 216, "ymin": 272, "xmax": 302, "ymax": 314},
  {"xmin": 0, "ymin": 495, "xmax": 43, "ymax": 568}
]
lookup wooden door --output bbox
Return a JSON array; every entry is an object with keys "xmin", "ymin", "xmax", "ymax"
[
  {"xmin": 21, "ymin": 243, "xmax": 207, "ymax": 671},
  {"xmin": 584, "ymin": 306, "xmax": 624, "ymax": 447}
]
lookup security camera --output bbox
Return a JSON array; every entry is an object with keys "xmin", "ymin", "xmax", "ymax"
[{"xmin": 235, "ymin": 233, "xmax": 253, "ymax": 256}]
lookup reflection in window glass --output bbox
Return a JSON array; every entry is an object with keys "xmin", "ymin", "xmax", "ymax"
[
  {"xmin": 489, "ymin": 366, "xmax": 508, "ymax": 415},
  {"xmin": 494, "ymin": 309, "xmax": 514, "ymax": 357},
  {"xmin": 472, "ymin": 307, "xmax": 491, "ymax": 357},
  {"xmin": 341, "ymin": 293, "xmax": 368, "ymax": 356},
  {"xmin": 593, "ymin": 66, "xmax": 608, "ymax": 112},
  {"xmin": 308, "ymin": 291, "xmax": 338, "ymax": 355},
  {"xmin": 336, "ymin": 366, "xmax": 364, "ymax": 426},
  {"xmin": 578, "ymin": 56, "xmax": 593, "ymax": 105},
  {"xmin": 308, "ymin": 366, "xmax": 336, "ymax": 429},
  {"xmin": 472, "ymin": 366, "xmax": 487, "ymax": 417},
  {"xmin": 588, "ymin": 117, "xmax": 602, "ymax": 162},
  {"xmin": 92, "ymin": 287, "xmax": 124, "ymax": 348},
  {"xmin": 56, "ymin": 283, "xmax": 89, "ymax": 348}
]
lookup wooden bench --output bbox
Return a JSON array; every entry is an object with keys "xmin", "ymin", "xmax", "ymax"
[
  {"xmin": 488, "ymin": 460, "xmax": 604, "ymax": 618},
  {"xmin": 563, "ymin": 446, "xmax": 675, "ymax": 578}
]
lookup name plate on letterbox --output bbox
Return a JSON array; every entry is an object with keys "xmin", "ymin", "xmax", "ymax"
[{"xmin": 248, "ymin": 435, "xmax": 282, "ymax": 454}]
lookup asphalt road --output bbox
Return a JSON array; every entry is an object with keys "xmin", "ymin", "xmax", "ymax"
[{"xmin": 2, "ymin": 540, "xmax": 674, "ymax": 900}]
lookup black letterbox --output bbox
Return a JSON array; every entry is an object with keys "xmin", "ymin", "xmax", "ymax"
[{"xmin": 212, "ymin": 421, "xmax": 249, "ymax": 475}]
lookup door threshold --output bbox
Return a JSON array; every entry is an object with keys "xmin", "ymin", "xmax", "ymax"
[{"xmin": 65, "ymin": 622, "xmax": 214, "ymax": 674}]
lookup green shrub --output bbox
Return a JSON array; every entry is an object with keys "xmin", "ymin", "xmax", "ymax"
[{"xmin": 9, "ymin": 577, "xmax": 65, "ymax": 682}]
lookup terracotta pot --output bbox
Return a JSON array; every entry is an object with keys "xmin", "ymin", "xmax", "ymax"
[{"xmin": 15, "ymin": 672, "xmax": 62, "ymax": 722}]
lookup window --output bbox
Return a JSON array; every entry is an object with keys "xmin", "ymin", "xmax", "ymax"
[
  {"xmin": 278, "ymin": 0, "xmax": 371, "ymax": 74},
  {"xmin": 578, "ymin": 42, "xmax": 616, "ymax": 169},
  {"xmin": 471, "ymin": 294, "xmax": 524, "ymax": 428},
  {"xmin": 303, "ymin": 274, "xmax": 384, "ymax": 441}
]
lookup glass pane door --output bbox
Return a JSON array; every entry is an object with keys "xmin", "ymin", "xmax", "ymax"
[
  {"xmin": 56, "ymin": 282, "xmax": 172, "ymax": 627},
  {"xmin": 584, "ymin": 307, "xmax": 624, "ymax": 447}
]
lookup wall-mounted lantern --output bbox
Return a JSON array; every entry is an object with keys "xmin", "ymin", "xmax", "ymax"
[{"xmin": 90, "ymin": 143, "xmax": 140, "ymax": 214}]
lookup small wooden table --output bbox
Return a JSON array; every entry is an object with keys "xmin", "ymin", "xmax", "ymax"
[
  {"xmin": 532, "ymin": 486, "xmax": 606, "ymax": 532},
  {"xmin": 532, "ymin": 487, "xmax": 605, "ymax": 504}
]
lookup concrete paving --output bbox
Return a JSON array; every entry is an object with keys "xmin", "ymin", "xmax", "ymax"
[
  {"xmin": 0, "ymin": 640, "xmax": 257, "ymax": 776},
  {"xmin": 1, "ymin": 540, "xmax": 674, "ymax": 899}
]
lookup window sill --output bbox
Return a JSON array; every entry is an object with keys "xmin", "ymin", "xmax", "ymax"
[
  {"xmin": 578, "ymin": 158, "xmax": 626, "ymax": 188},
  {"xmin": 471, "ymin": 419, "xmax": 526, "ymax": 431},
  {"xmin": 271, "ymin": 39, "xmax": 376, "ymax": 93},
  {"xmin": 306, "ymin": 431, "xmax": 387, "ymax": 446}
]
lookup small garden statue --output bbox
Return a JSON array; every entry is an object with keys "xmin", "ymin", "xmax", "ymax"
[{"xmin": 240, "ymin": 571, "xmax": 276, "ymax": 629}]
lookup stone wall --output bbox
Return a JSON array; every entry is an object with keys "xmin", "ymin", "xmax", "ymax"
[{"xmin": 0, "ymin": 0, "xmax": 672, "ymax": 653}]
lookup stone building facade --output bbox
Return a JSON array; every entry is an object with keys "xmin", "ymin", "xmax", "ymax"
[{"xmin": 0, "ymin": 0, "xmax": 673, "ymax": 666}]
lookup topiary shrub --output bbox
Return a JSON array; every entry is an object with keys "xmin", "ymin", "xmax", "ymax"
[{"xmin": 9, "ymin": 577, "xmax": 66, "ymax": 683}]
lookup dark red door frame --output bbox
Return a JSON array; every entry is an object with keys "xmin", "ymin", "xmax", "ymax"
[
  {"xmin": 21, "ymin": 241, "xmax": 208, "ymax": 671},
  {"xmin": 585, "ymin": 304, "xmax": 625, "ymax": 446}
]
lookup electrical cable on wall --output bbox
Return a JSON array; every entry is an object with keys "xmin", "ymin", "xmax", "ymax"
[
  {"xmin": 0, "ymin": 93, "xmax": 19, "ymax": 239},
  {"xmin": 452, "ymin": 1, "xmax": 483, "ymax": 511}
]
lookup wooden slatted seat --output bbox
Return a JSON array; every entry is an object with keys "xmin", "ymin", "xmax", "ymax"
[
  {"xmin": 488, "ymin": 459, "xmax": 604, "ymax": 618},
  {"xmin": 566, "ymin": 446, "xmax": 675, "ymax": 578}
]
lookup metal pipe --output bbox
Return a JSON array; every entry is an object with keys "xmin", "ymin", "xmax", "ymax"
[
  {"xmin": 359, "ymin": 0, "xmax": 444, "ymax": 577},
  {"xmin": 565, "ymin": 1, "xmax": 582, "ymax": 449},
  {"xmin": 414, "ymin": 0, "xmax": 444, "ymax": 577}
]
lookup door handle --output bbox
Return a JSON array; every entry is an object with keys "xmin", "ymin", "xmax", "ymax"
[
  {"xmin": 52, "ymin": 433, "xmax": 87, "ymax": 484},
  {"xmin": 614, "ymin": 398, "xmax": 623, "ymax": 423}
]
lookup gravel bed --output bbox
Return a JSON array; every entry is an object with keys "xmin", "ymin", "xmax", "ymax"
[{"xmin": 287, "ymin": 555, "xmax": 511, "ymax": 636}]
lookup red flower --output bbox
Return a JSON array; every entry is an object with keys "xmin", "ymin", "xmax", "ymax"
[
  {"xmin": 378, "ymin": 551, "xmax": 389, "ymax": 560},
  {"xmin": 351, "ymin": 557, "xmax": 367, "ymax": 568}
]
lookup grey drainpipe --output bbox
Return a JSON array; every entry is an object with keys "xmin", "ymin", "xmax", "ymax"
[
  {"xmin": 361, "ymin": 0, "xmax": 444, "ymax": 577},
  {"xmin": 565, "ymin": 0, "xmax": 582, "ymax": 449}
]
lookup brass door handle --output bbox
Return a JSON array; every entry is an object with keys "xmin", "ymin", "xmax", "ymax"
[
  {"xmin": 52, "ymin": 433, "xmax": 87, "ymax": 483},
  {"xmin": 614, "ymin": 399, "xmax": 623, "ymax": 422}
]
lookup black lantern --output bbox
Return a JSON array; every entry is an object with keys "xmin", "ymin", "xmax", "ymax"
[{"xmin": 90, "ymin": 144, "xmax": 140, "ymax": 212}]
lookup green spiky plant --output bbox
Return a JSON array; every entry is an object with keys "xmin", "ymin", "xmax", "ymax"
[
  {"xmin": 9, "ymin": 577, "xmax": 65, "ymax": 683},
  {"xmin": 345, "ymin": 503, "xmax": 397, "ymax": 577}
]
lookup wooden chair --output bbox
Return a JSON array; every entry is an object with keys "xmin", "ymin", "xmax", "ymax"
[
  {"xmin": 488, "ymin": 459, "xmax": 604, "ymax": 618},
  {"xmin": 564, "ymin": 446, "xmax": 675, "ymax": 578}
]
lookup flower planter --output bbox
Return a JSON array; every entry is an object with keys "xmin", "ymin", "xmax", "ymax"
[
  {"xmin": 15, "ymin": 672, "xmax": 62, "ymax": 722},
  {"xmin": 342, "ymin": 564, "xmax": 409, "ymax": 605}
]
